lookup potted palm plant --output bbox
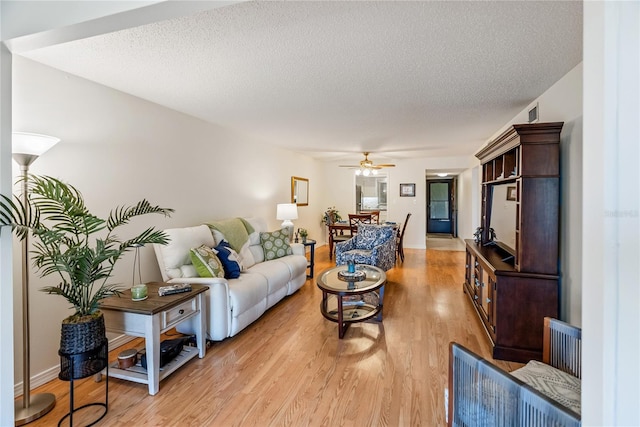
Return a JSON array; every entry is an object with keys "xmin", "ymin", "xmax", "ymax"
[{"xmin": 0, "ymin": 175, "xmax": 173, "ymax": 354}]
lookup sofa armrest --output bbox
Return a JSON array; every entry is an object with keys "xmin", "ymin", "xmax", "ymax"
[
  {"xmin": 369, "ymin": 236, "xmax": 397, "ymax": 270},
  {"xmin": 167, "ymin": 277, "xmax": 230, "ymax": 340},
  {"xmin": 290, "ymin": 242, "xmax": 305, "ymax": 256},
  {"xmin": 336, "ymin": 237, "xmax": 357, "ymax": 252},
  {"xmin": 168, "ymin": 277, "xmax": 227, "ymax": 285}
]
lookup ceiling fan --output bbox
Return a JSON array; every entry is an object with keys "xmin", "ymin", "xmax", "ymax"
[{"xmin": 339, "ymin": 152, "xmax": 395, "ymax": 176}]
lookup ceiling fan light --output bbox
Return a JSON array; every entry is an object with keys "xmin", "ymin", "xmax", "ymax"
[
  {"xmin": 372, "ymin": 169, "xmax": 378, "ymax": 175},
  {"xmin": 362, "ymin": 168, "xmax": 370, "ymax": 176},
  {"xmin": 355, "ymin": 169, "xmax": 362, "ymax": 176}
]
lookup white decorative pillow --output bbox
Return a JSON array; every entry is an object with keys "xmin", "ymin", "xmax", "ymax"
[
  {"xmin": 511, "ymin": 360, "xmax": 581, "ymax": 415},
  {"xmin": 189, "ymin": 245, "xmax": 225, "ymax": 278},
  {"xmin": 239, "ymin": 240, "xmax": 256, "ymax": 269}
]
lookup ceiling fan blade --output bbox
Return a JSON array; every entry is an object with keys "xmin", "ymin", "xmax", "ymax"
[{"xmin": 377, "ymin": 164, "xmax": 396, "ymax": 168}]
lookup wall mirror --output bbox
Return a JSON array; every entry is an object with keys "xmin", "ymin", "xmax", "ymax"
[{"xmin": 291, "ymin": 176, "xmax": 309, "ymax": 206}]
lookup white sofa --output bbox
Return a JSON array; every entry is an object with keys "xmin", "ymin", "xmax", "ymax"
[{"xmin": 153, "ymin": 217, "xmax": 308, "ymax": 341}]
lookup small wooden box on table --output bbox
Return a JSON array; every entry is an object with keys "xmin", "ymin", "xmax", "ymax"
[{"xmin": 99, "ymin": 282, "xmax": 207, "ymax": 395}]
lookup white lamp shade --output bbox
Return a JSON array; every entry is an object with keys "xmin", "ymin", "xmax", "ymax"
[
  {"xmin": 276, "ymin": 203, "xmax": 298, "ymax": 221},
  {"xmin": 12, "ymin": 132, "xmax": 60, "ymax": 156}
]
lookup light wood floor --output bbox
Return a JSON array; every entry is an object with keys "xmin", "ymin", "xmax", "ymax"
[{"xmin": 25, "ymin": 245, "xmax": 521, "ymax": 426}]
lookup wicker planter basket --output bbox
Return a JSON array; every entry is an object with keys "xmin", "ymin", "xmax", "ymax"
[{"xmin": 59, "ymin": 311, "xmax": 106, "ymax": 355}]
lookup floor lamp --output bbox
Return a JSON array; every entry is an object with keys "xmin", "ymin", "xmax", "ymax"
[{"xmin": 12, "ymin": 132, "xmax": 60, "ymax": 426}]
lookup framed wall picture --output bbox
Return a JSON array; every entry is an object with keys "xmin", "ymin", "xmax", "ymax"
[
  {"xmin": 400, "ymin": 183, "xmax": 416, "ymax": 197},
  {"xmin": 507, "ymin": 186, "xmax": 517, "ymax": 201}
]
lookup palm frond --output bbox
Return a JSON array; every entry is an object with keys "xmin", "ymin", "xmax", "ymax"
[
  {"xmin": 0, "ymin": 193, "xmax": 40, "ymax": 240},
  {"xmin": 27, "ymin": 176, "xmax": 108, "ymax": 237},
  {"xmin": 120, "ymin": 228, "xmax": 171, "ymax": 250},
  {"xmin": 107, "ymin": 200, "xmax": 174, "ymax": 231}
]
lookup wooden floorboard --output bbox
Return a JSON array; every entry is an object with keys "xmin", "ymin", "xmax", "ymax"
[{"xmin": 23, "ymin": 245, "xmax": 521, "ymax": 426}]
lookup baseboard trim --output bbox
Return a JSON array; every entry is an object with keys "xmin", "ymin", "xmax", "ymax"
[{"xmin": 14, "ymin": 334, "xmax": 135, "ymax": 396}]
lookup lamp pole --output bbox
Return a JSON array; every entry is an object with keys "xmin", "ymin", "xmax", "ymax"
[{"xmin": 12, "ymin": 133, "xmax": 59, "ymax": 426}]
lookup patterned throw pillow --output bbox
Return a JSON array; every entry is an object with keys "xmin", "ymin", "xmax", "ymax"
[
  {"xmin": 214, "ymin": 240, "xmax": 243, "ymax": 279},
  {"xmin": 189, "ymin": 245, "xmax": 225, "ymax": 278},
  {"xmin": 511, "ymin": 360, "xmax": 581, "ymax": 415},
  {"xmin": 260, "ymin": 228, "xmax": 293, "ymax": 260}
]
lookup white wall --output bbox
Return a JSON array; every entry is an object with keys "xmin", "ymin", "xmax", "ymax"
[
  {"xmin": 10, "ymin": 56, "xmax": 324, "ymax": 389},
  {"xmin": 583, "ymin": 2, "xmax": 639, "ymax": 425},
  {"xmin": 456, "ymin": 166, "xmax": 480, "ymax": 242},
  {"xmin": 0, "ymin": 43, "xmax": 15, "ymax": 425},
  {"xmin": 321, "ymin": 155, "xmax": 474, "ymax": 250}
]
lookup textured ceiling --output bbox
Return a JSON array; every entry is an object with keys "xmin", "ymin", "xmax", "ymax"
[{"xmin": 21, "ymin": 1, "xmax": 582, "ymax": 163}]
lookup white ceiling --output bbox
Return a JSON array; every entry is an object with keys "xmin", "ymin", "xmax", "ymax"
[{"xmin": 20, "ymin": 1, "xmax": 582, "ymax": 164}]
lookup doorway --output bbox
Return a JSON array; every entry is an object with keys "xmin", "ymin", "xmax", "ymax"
[
  {"xmin": 355, "ymin": 174, "xmax": 387, "ymax": 221},
  {"xmin": 427, "ymin": 179, "xmax": 455, "ymax": 235}
]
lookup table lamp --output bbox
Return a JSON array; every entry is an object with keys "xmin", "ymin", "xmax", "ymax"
[{"xmin": 276, "ymin": 203, "xmax": 298, "ymax": 242}]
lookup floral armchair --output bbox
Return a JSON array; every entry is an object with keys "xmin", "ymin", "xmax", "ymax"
[{"xmin": 335, "ymin": 224, "xmax": 396, "ymax": 271}]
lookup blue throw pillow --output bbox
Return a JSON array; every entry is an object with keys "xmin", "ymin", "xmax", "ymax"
[{"xmin": 214, "ymin": 240, "xmax": 242, "ymax": 279}]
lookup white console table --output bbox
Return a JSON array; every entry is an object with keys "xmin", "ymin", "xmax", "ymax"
[{"xmin": 99, "ymin": 282, "xmax": 207, "ymax": 395}]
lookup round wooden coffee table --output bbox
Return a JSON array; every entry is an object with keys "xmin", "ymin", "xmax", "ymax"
[{"xmin": 316, "ymin": 265, "xmax": 386, "ymax": 338}]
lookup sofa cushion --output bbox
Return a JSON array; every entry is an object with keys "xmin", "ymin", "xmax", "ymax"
[
  {"xmin": 227, "ymin": 272, "xmax": 268, "ymax": 314},
  {"xmin": 189, "ymin": 245, "xmax": 225, "ymax": 278},
  {"xmin": 511, "ymin": 360, "xmax": 581, "ymax": 415},
  {"xmin": 244, "ymin": 217, "xmax": 266, "ymax": 245},
  {"xmin": 215, "ymin": 240, "xmax": 243, "ymax": 279},
  {"xmin": 238, "ymin": 240, "xmax": 256, "ymax": 269},
  {"xmin": 260, "ymin": 229, "xmax": 293, "ymax": 260},
  {"xmin": 248, "ymin": 260, "xmax": 291, "ymax": 292},
  {"xmin": 154, "ymin": 225, "xmax": 215, "ymax": 280}
]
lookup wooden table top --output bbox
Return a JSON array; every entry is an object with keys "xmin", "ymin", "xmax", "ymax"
[
  {"xmin": 99, "ymin": 282, "xmax": 207, "ymax": 315},
  {"xmin": 316, "ymin": 265, "xmax": 386, "ymax": 295}
]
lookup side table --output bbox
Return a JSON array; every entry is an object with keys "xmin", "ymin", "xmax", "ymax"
[
  {"xmin": 58, "ymin": 338, "xmax": 108, "ymax": 426},
  {"xmin": 99, "ymin": 282, "xmax": 207, "ymax": 395},
  {"xmin": 302, "ymin": 239, "xmax": 316, "ymax": 278}
]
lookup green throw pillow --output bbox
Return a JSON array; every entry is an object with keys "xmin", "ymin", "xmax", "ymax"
[
  {"xmin": 190, "ymin": 245, "xmax": 225, "ymax": 278},
  {"xmin": 260, "ymin": 229, "xmax": 293, "ymax": 261}
]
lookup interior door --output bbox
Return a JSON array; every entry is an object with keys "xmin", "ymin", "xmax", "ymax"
[{"xmin": 427, "ymin": 180, "xmax": 452, "ymax": 234}]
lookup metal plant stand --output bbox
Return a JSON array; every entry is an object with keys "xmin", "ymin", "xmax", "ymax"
[{"xmin": 58, "ymin": 338, "xmax": 109, "ymax": 426}]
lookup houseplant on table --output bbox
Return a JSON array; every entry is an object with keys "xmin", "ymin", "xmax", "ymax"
[
  {"xmin": 298, "ymin": 228, "xmax": 308, "ymax": 243},
  {"xmin": 322, "ymin": 206, "xmax": 342, "ymax": 226},
  {"xmin": 0, "ymin": 175, "xmax": 174, "ymax": 355}
]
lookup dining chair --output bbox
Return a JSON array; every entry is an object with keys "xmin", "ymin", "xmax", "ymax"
[
  {"xmin": 396, "ymin": 212, "xmax": 412, "ymax": 262},
  {"xmin": 361, "ymin": 210, "xmax": 380, "ymax": 224},
  {"xmin": 329, "ymin": 223, "xmax": 352, "ymax": 260},
  {"xmin": 348, "ymin": 213, "xmax": 373, "ymax": 234}
]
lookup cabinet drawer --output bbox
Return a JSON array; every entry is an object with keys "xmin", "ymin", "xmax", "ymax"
[{"xmin": 162, "ymin": 299, "xmax": 197, "ymax": 330}]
